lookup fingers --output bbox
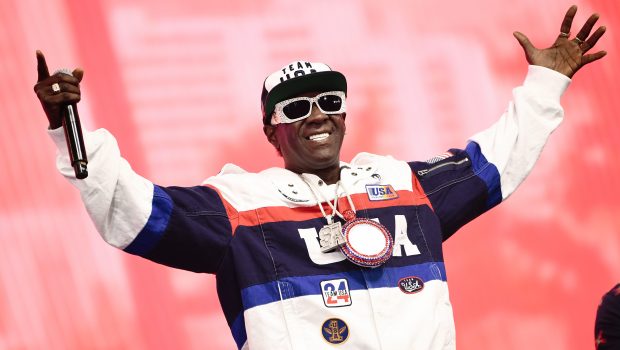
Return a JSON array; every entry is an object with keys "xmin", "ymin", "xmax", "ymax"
[
  {"xmin": 582, "ymin": 51, "xmax": 607, "ymax": 66},
  {"xmin": 35, "ymin": 80, "xmax": 81, "ymax": 98},
  {"xmin": 513, "ymin": 31, "xmax": 535, "ymax": 62},
  {"xmin": 34, "ymin": 73, "xmax": 81, "ymax": 92},
  {"xmin": 51, "ymin": 82, "xmax": 81, "ymax": 95},
  {"xmin": 560, "ymin": 5, "xmax": 578, "ymax": 35},
  {"xmin": 580, "ymin": 26, "xmax": 606, "ymax": 53},
  {"xmin": 42, "ymin": 91, "xmax": 82, "ymax": 104},
  {"xmin": 36, "ymin": 50, "xmax": 50, "ymax": 82},
  {"xmin": 34, "ymin": 51, "xmax": 84, "ymax": 97},
  {"xmin": 35, "ymin": 82, "xmax": 81, "ymax": 105},
  {"xmin": 33, "ymin": 71, "xmax": 82, "ymax": 107},
  {"xmin": 35, "ymin": 86, "xmax": 82, "ymax": 108},
  {"xmin": 575, "ymin": 13, "xmax": 600, "ymax": 42}
]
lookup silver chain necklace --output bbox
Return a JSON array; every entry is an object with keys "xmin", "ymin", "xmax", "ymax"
[{"xmin": 298, "ymin": 173, "xmax": 394, "ymax": 268}]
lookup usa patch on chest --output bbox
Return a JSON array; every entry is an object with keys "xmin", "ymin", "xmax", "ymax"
[{"xmin": 366, "ymin": 184, "xmax": 399, "ymax": 201}]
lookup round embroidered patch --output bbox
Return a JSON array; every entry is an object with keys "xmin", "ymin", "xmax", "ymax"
[
  {"xmin": 398, "ymin": 276, "xmax": 424, "ymax": 294},
  {"xmin": 321, "ymin": 318, "xmax": 349, "ymax": 345}
]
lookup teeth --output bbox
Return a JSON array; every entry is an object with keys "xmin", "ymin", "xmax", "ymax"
[{"xmin": 309, "ymin": 133, "xmax": 329, "ymax": 141}]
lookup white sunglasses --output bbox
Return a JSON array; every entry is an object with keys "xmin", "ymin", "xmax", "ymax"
[{"xmin": 271, "ymin": 91, "xmax": 346, "ymax": 125}]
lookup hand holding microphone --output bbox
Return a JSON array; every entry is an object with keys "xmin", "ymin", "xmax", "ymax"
[{"xmin": 34, "ymin": 51, "xmax": 88, "ymax": 179}]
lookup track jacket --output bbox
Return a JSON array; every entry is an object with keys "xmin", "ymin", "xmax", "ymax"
[{"xmin": 49, "ymin": 66, "xmax": 570, "ymax": 349}]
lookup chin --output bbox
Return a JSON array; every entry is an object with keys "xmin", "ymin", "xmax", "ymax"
[{"xmin": 308, "ymin": 152, "xmax": 340, "ymax": 168}]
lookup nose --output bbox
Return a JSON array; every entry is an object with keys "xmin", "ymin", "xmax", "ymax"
[{"xmin": 305, "ymin": 103, "xmax": 328, "ymax": 124}]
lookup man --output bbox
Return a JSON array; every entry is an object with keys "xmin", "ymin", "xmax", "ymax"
[
  {"xmin": 34, "ymin": 5, "xmax": 606, "ymax": 350},
  {"xmin": 595, "ymin": 283, "xmax": 620, "ymax": 349}
]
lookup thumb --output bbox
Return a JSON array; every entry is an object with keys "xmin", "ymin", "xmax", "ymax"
[
  {"xmin": 513, "ymin": 32, "xmax": 534, "ymax": 51},
  {"xmin": 513, "ymin": 31, "xmax": 535, "ymax": 63},
  {"xmin": 72, "ymin": 68, "xmax": 84, "ymax": 82}
]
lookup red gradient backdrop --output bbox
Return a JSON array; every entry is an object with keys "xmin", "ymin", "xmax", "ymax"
[{"xmin": 1, "ymin": 0, "xmax": 619, "ymax": 349}]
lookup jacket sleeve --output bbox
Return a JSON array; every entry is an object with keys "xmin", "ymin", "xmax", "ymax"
[
  {"xmin": 409, "ymin": 65, "xmax": 571, "ymax": 240},
  {"xmin": 49, "ymin": 127, "xmax": 234, "ymax": 273}
]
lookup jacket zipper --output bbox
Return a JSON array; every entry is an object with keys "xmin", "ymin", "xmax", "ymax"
[{"xmin": 417, "ymin": 157, "xmax": 469, "ymax": 177}]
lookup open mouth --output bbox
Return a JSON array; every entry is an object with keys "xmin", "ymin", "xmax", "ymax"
[{"xmin": 307, "ymin": 132, "xmax": 330, "ymax": 142}]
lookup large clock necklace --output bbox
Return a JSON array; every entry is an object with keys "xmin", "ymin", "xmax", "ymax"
[{"xmin": 299, "ymin": 174, "xmax": 393, "ymax": 268}]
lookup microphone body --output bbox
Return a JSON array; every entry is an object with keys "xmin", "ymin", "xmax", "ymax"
[
  {"xmin": 62, "ymin": 104, "xmax": 88, "ymax": 179},
  {"xmin": 55, "ymin": 69, "xmax": 88, "ymax": 179}
]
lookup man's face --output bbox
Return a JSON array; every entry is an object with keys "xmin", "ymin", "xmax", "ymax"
[{"xmin": 264, "ymin": 91, "xmax": 346, "ymax": 175}]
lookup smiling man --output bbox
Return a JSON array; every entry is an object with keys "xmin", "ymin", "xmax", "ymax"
[
  {"xmin": 35, "ymin": 6, "xmax": 606, "ymax": 350},
  {"xmin": 262, "ymin": 62, "xmax": 348, "ymax": 185}
]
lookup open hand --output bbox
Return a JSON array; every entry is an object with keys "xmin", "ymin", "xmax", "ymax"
[
  {"xmin": 33, "ymin": 50, "xmax": 84, "ymax": 129},
  {"xmin": 513, "ymin": 5, "xmax": 606, "ymax": 78}
]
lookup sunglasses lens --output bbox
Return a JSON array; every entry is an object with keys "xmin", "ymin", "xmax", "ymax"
[
  {"xmin": 282, "ymin": 100, "xmax": 311, "ymax": 120},
  {"xmin": 317, "ymin": 94, "xmax": 343, "ymax": 112}
]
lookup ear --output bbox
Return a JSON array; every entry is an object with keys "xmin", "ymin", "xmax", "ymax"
[{"xmin": 263, "ymin": 124, "xmax": 280, "ymax": 149}]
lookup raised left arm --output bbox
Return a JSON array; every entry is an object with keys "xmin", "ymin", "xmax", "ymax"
[{"xmin": 417, "ymin": 6, "xmax": 607, "ymax": 239}]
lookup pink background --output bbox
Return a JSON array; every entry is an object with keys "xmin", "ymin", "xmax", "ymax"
[{"xmin": 1, "ymin": 0, "xmax": 619, "ymax": 349}]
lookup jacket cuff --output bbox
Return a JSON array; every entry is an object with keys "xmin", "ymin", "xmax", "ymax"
[
  {"xmin": 523, "ymin": 65, "xmax": 572, "ymax": 100},
  {"xmin": 47, "ymin": 127, "xmax": 69, "ymax": 157}
]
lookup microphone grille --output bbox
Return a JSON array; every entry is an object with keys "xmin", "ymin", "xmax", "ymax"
[{"xmin": 53, "ymin": 68, "xmax": 73, "ymax": 77}]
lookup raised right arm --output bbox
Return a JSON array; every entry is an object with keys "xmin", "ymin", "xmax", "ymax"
[{"xmin": 36, "ymin": 51, "xmax": 234, "ymax": 273}]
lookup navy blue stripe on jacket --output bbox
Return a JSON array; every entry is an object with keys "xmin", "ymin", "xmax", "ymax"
[
  {"xmin": 125, "ymin": 185, "xmax": 233, "ymax": 273},
  {"xmin": 409, "ymin": 142, "xmax": 502, "ymax": 241}
]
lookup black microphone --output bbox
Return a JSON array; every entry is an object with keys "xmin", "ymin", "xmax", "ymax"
[{"xmin": 54, "ymin": 68, "xmax": 88, "ymax": 179}]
